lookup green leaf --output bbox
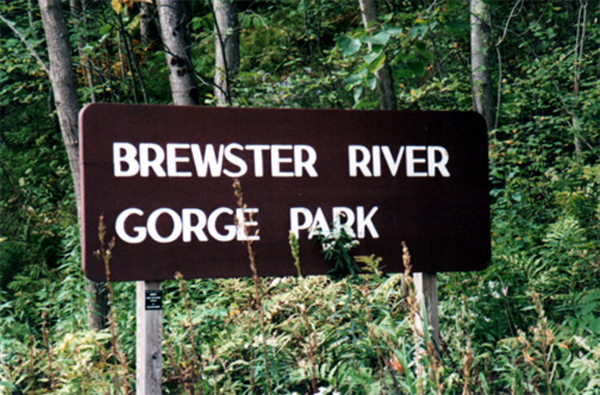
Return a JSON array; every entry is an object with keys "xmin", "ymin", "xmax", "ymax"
[
  {"xmin": 367, "ymin": 75, "xmax": 376, "ymax": 90},
  {"xmin": 337, "ymin": 35, "xmax": 361, "ymax": 57},
  {"xmin": 242, "ymin": 15, "xmax": 251, "ymax": 29},
  {"xmin": 363, "ymin": 31, "xmax": 390, "ymax": 46},
  {"xmin": 446, "ymin": 19, "xmax": 469, "ymax": 32},
  {"xmin": 415, "ymin": 42, "xmax": 434, "ymax": 60},
  {"xmin": 98, "ymin": 24, "xmax": 112, "ymax": 36},
  {"xmin": 343, "ymin": 71, "xmax": 364, "ymax": 88},
  {"xmin": 252, "ymin": 16, "xmax": 261, "ymax": 29},
  {"xmin": 407, "ymin": 60, "xmax": 426, "ymax": 76},
  {"xmin": 396, "ymin": 68, "xmax": 414, "ymax": 78},
  {"xmin": 363, "ymin": 50, "xmax": 382, "ymax": 64},
  {"xmin": 408, "ymin": 25, "xmax": 427, "ymax": 39},
  {"xmin": 353, "ymin": 98, "xmax": 377, "ymax": 110},
  {"xmin": 367, "ymin": 53, "xmax": 387, "ymax": 73},
  {"xmin": 353, "ymin": 86, "xmax": 363, "ymax": 102},
  {"xmin": 0, "ymin": 382, "xmax": 15, "ymax": 391},
  {"xmin": 386, "ymin": 27, "xmax": 404, "ymax": 36}
]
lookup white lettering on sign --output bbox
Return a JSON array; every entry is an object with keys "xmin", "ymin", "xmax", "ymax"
[
  {"xmin": 113, "ymin": 142, "xmax": 318, "ymax": 178},
  {"xmin": 115, "ymin": 207, "xmax": 260, "ymax": 244},
  {"xmin": 167, "ymin": 143, "xmax": 193, "ymax": 177},
  {"xmin": 348, "ymin": 145, "xmax": 450, "ymax": 177},
  {"xmin": 140, "ymin": 143, "xmax": 167, "ymax": 177},
  {"xmin": 289, "ymin": 206, "xmax": 380, "ymax": 239},
  {"xmin": 113, "ymin": 143, "xmax": 139, "ymax": 177}
]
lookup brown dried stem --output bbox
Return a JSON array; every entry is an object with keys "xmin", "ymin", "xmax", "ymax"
[
  {"xmin": 95, "ymin": 215, "xmax": 129, "ymax": 394},
  {"xmin": 232, "ymin": 179, "xmax": 272, "ymax": 394},
  {"xmin": 41, "ymin": 311, "xmax": 55, "ymax": 391}
]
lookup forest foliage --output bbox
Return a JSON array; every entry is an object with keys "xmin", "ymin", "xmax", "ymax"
[{"xmin": 1, "ymin": 0, "xmax": 600, "ymax": 393}]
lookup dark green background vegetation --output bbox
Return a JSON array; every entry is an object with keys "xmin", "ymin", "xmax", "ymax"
[{"xmin": 1, "ymin": 0, "xmax": 599, "ymax": 393}]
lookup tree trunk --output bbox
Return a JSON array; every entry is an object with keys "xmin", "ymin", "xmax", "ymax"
[
  {"xmin": 39, "ymin": 0, "xmax": 107, "ymax": 331},
  {"xmin": 39, "ymin": 0, "xmax": 81, "ymax": 214},
  {"xmin": 85, "ymin": 279, "xmax": 108, "ymax": 329},
  {"xmin": 140, "ymin": 1, "xmax": 159, "ymax": 47},
  {"xmin": 70, "ymin": 0, "xmax": 96, "ymax": 102},
  {"xmin": 358, "ymin": 0, "xmax": 397, "ymax": 111},
  {"xmin": 157, "ymin": 0, "xmax": 197, "ymax": 106},
  {"xmin": 470, "ymin": 0, "xmax": 494, "ymax": 128},
  {"xmin": 213, "ymin": 0, "xmax": 239, "ymax": 106}
]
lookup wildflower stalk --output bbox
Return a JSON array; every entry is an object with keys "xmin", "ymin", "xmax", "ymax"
[
  {"xmin": 175, "ymin": 272, "xmax": 202, "ymax": 394},
  {"xmin": 531, "ymin": 291, "xmax": 554, "ymax": 395},
  {"xmin": 361, "ymin": 284, "xmax": 394, "ymax": 394},
  {"xmin": 402, "ymin": 241, "xmax": 424, "ymax": 395},
  {"xmin": 95, "ymin": 215, "xmax": 129, "ymax": 394},
  {"xmin": 289, "ymin": 231, "xmax": 302, "ymax": 277},
  {"xmin": 233, "ymin": 179, "xmax": 273, "ymax": 395},
  {"xmin": 41, "ymin": 310, "xmax": 55, "ymax": 391},
  {"xmin": 247, "ymin": 316, "xmax": 255, "ymax": 392},
  {"xmin": 289, "ymin": 233, "xmax": 319, "ymax": 392},
  {"xmin": 301, "ymin": 299, "xmax": 319, "ymax": 393},
  {"xmin": 460, "ymin": 295, "xmax": 474, "ymax": 395},
  {"xmin": 28, "ymin": 335, "xmax": 35, "ymax": 383}
]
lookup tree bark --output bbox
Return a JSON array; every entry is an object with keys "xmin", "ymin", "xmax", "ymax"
[
  {"xmin": 157, "ymin": 0, "xmax": 197, "ymax": 105},
  {"xmin": 39, "ymin": 0, "xmax": 107, "ymax": 331},
  {"xmin": 39, "ymin": 0, "xmax": 81, "ymax": 214},
  {"xmin": 70, "ymin": 0, "xmax": 96, "ymax": 102},
  {"xmin": 470, "ymin": 0, "xmax": 494, "ymax": 128},
  {"xmin": 358, "ymin": 0, "xmax": 397, "ymax": 111},
  {"xmin": 85, "ymin": 279, "xmax": 108, "ymax": 330},
  {"xmin": 140, "ymin": 1, "xmax": 159, "ymax": 47},
  {"xmin": 213, "ymin": 0, "xmax": 239, "ymax": 106}
]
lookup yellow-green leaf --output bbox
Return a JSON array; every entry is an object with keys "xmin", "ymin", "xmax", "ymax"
[
  {"xmin": 368, "ymin": 53, "xmax": 386, "ymax": 73},
  {"xmin": 111, "ymin": 0, "xmax": 122, "ymax": 14}
]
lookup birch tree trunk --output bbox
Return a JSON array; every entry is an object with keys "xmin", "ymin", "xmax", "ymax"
[
  {"xmin": 39, "ymin": 0, "xmax": 107, "ymax": 331},
  {"xmin": 157, "ymin": 0, "xmax": 197, "ymax": 105},
  {"xmin": 358, "ymin": 0, "xmax": 397, "ymax": 110},
  {"xmin": 470, "ymin": 0, "xmax": 494, "ymax": 128},
  {"xmin": 213, "ymin": 0, "xmax": 239, "ymax": 106},
  {"xmin": 39, "ymin": 0, "xmax": 81, "ymax": 215}
]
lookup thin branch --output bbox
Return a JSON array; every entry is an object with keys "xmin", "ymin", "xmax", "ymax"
[
  {"xmin": 574, "ymin": 0, "xmax": 588, "ymax": 95},
  {"xmin": 551, "ymin": 78, "xmax": 598, "ymax": 160},
  {"xmin": 116, "ymin": 11, "xmax": 150, "ymax": 104},
  {"xmin": 0, "ymin": 12, "xmax": 50, "ymax": 75},
  {"xmin": 492, "ymin": 0, "xmax": 551, "ymax": 42},
  {"xmin": 496, "ymin": 0, "xmax": 524, "ymax": 46},
  {"xmin": 494, "ymin": 45, "xmax": 502, "ymax": 132}
]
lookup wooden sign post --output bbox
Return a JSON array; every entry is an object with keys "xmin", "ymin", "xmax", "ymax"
[
  {"xmin": 136, "ymin": 281, "xmax": 162, "ymax": 395},
  {"xmin": 414, "ymin": 272, "xmax": 440, "ymax": 352}
]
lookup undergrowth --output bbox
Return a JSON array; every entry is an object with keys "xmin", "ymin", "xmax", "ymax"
[{"xmin": 1, "ymin": 214, "xmax": 599, "ymax": 394}]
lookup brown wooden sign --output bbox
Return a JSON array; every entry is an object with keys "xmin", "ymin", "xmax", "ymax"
[{"xmin": 79, "ymin": 103, "xmax": 490, "ymax": 282}]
